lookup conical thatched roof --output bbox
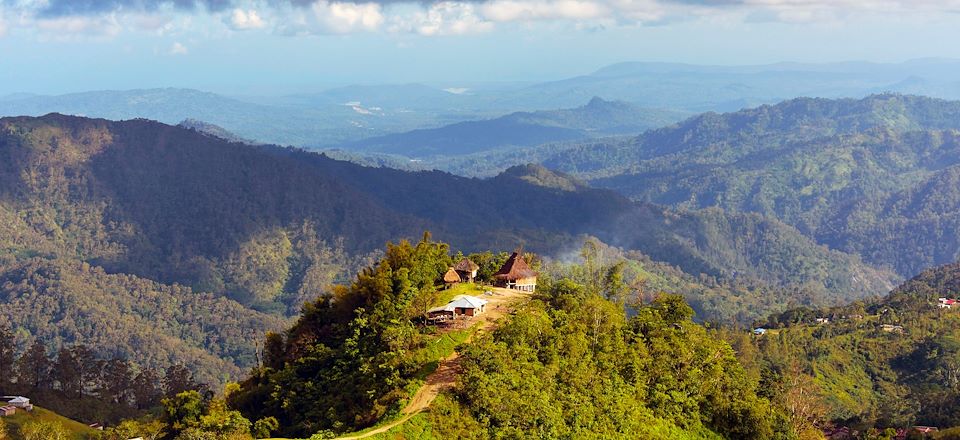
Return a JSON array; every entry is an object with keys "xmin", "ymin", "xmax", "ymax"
[
  {"xmin": 454, "ymin": 258, "xmax": 479, "ymax": 272},
  {"xmin": 494, "ymin": 252, "xmax": 538, "ymax": 280},
  {"xmin": 443, "ymin": 267, "xmax": 461, "ymax": 284}
]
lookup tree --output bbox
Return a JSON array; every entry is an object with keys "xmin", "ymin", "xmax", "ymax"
[
  {"xmin": 16, "ymin": 339, "xmax": 51, "ymax": 390},
  {"xmin": 20, "ymin": 420, "xmax": 69, "ymax": 440},
  {"xmin": 163, "ymin": 390, "xmax": 208, "ymax": 435},
  {"xmin": 71, "ymin": 345, "xmax": 98, "ymax": 398},
  {"xmin": 408, "ymin": 284, "xmax": 441, "ymax": 322},
  {"xmin": 0, "ymin": 327, "xmax": 15, "ymax": 392},
  {"xmin": 100, "ymin": 419, "xmax": 164, "ymax": 440},
  {"xmin": 100, "ymin": 357, "xmax": 132, "ymax": 404},
  {"xmin": 52, "ymin": 347, "xmax": 81, "ymax": 398},
  {"xmin": 252, "ymin": 417, "xmax": 279, "ymax": 438},
  {"xmin": 165, "ymin": 364, "xmax": 202, "ymax": 397},
  {"xmin": 132, "ymin": 368, "xmax": 163, "ymax": 410},
  {"xmin": 603, "ymin": 261, "xmax": 629, "ymax": 304}
]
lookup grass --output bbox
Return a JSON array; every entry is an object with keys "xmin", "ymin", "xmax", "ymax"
[
  {"xmin": 3, "ymin": 406, "xmax": 98, "ymax": 440},
  {"xmin": 363, "ymin": 413, "xmax": 435, "ymax": 440},
  {"xmin": 435, "ymin": 282, "xmax": 489, "ymax": 307}
]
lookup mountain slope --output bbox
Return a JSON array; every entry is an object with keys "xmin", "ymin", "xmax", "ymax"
[
  {"xmin": 750, "ymin": 261, "xmax": 960, "ymax": 431},
  {"xmin": 0, "ymin": 114, "xmax": 895, "ymax": 318},
  {"xmin": 345, "ymin": 98, "xmax": 686, "ymax": 157},
  {"xmin": 514, "ymin": 94, "xmax": 960, "ymax": 277}
]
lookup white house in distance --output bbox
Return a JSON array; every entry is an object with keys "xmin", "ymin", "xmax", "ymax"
[
  {"xmin": 3, "ymin": 396, "xmax": 32, "ymax": 411},
  {"xmin": 427, "ymin": 295, "xmax": 488, "ymax": 321},
  {"xmin": 939, "ymin": 298, "xmax": 957, "ymax": 309}
]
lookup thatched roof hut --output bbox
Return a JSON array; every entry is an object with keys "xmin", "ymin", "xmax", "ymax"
[
  {"xmin": 454, "ymin": 258, "xmax": 479, "ymax": 273},
  {"xmin": 443, "ymin": 267, "xmax": 461, "ymax": 285},
  {"xmin": 494, "ymin": 252, "xmax": 538, "ymax": 292},
  {"xmin": 454, "ymin": 258, "xmax": 480, "ymax": 282}
]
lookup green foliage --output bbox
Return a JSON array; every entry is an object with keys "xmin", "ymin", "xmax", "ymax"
[
  {"xmin": 747, "ymin": 261, "xmax": 960, "ymax": 433},
  {"xmin": 251, "ymin": 417, "xmax": 278, "ymax": 439},
  {"xmin": 19, "ymin": 420, "xmax": 70, "ymax": 440},
  {"xmin": 435, "ymin": 277, "xmax": 789, "ymax": 439},
  {"xmin": 161, "ymin": 391, "xmax": 252, "ymax": 440},
  {"xmin": 228, "ymin": 235, "xmax": 461, "ymax": 437},
  {"xmin": 0, "ymin": 257, "xmax": 286, "ymax": 386}
]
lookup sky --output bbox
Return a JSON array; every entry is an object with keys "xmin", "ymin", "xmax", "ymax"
[{"xmin": 1, "ymin": 0, "xmax": 960, "ymax": 96}]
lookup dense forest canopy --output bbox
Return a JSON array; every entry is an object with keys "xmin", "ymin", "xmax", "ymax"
[
  {"xmin": 742, "ymin": 261, "xmax": 960, "ymax": 435},
  {"xmin": 478, "ymin": 94, "xmax": 960, "ymax": 278}
]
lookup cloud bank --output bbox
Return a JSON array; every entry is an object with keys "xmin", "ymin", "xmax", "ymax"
[{"xmin": 0, "ymin": 0, "xmax": 956, "ymax": 38}]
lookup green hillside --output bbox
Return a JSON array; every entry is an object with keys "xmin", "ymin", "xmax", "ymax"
[
  {"xmin": 0, "ymin": 112, "xmax": 899, "ymax": 401},
  {"xmin": 746, "ymin": 261, "xmax": 960, "ymax": 431},
  {"xmin": 3, "ymin": 406, "xmax": 97, "ymax": 440},
  {"xmin": 485, "ymin": 94, "xmax": 960, "ymax": 278}
]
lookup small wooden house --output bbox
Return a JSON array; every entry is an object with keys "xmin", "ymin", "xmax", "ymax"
[
  {"xmin": 494, "ymin": 252, "xmax": 537, "ymax": 292},
  {"xmin": 442, "ymin": 267, "xmax": 461, "ymax": 287},
  {"xmin": 427, "ymin": 295, "xmax": 488, "ymax": 321},
  {"xmin": 454, "ymin": 258, "xmax": 480, "ymax": 283},
  {"xmin": 0, "ymin": 406, "xmax": 14, "ymax": 417}
]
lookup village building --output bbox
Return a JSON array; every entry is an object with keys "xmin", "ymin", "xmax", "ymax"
[
  {"xmin": 0, "ymin": 406, "xmax": 14, "ymax": 417},
  {"xmin": 427, "ymin": 295, "xmax": 488, "ymax": 321},
  {"xmin": 454, "ymin": 258, "xmax": 480, "ymax": 283},
  {"xmin": 493, "ymin": 252, "xmax": 538, "ymax": 292},
  {"xmin": 442, "ymin": 267, "xmax": 461, "ymax": 288},
  {"xmin": 881, "ymin": 324, "xmax": 904, "ymax": 334},
  {"xmin": 3, "ymin": 396, "xmax": 32, "ymax": 411},
  {"xmin": 939, "ymin": 298, "xmax": 956, "ymax": 309}
]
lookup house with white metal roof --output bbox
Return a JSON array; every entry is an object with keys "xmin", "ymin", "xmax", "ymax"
[{"xmin": 427, "ymin": 295, "xmax": 488, "ymax": 320}]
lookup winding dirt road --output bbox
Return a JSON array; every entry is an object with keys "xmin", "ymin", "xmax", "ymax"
[{"xmin": 334, "ymin": 287, "xmax": 525, "ymax": 440}]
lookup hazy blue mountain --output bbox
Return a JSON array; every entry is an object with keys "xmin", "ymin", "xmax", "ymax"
[
  {"xmin": 343, "ymin": 98, "xmax": 687, "ymax": 157},
  {"xmin": 0, "ymin": 88, "xmax": 467, "ymax": 148},
  {"xmin": 494, "ymin": 59, "xmax": 960, "ymax": 112}
]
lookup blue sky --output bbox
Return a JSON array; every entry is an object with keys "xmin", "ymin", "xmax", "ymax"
[{"xmin": 1, "ymin": 0, "xmax": 959, "ymax": 96}]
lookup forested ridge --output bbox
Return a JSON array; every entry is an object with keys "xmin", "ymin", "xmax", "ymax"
[
  {"xmin": 0, "ymin": 112, "xmax": 900, "ymax": 415},
  {"xmin": 491, "ymin": 94, "xmax": 960, "ymax": 278},
  {"xmin": 741, "ymin": 261, "xmax": 960, "ymax": 436}
]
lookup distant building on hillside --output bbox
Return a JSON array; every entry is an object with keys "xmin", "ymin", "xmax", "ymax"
[
  {"xmin": 454, "ymin": 258, "xmax": 480, "ymax": 283},
  {"xmin": 427, "ymin": 295, "xmax": 488, "ymax": 321},
  {"xmin": 442, "ymin": 267, "xmax": 461, "ymax": 288},
  {"xmin": 939, "ymin": 298, "xmax": 956, "ymax": 309},
  {"xmin": 881, "ymin": 324, "xmax": 904, "ymax": 334},
  {"xmin": 753, "ymin": 328, "xmax": 767, "ymax": 336},
  {"xmin": 0, "ymin": 406, "xmax": 14, "ymax": 417},
  {"xmin": 3, "ymin": 396, "xmax": 32, "ymax": 411},
  {"xmin": 494, "ymin": 251, "xmax": 537, "ymax": 292}
]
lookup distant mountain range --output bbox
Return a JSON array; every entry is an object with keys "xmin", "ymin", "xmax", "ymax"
[
  {"xmin": 3, "ymin": 59, "xmax": 960, "ymax": 152},
  {"xmin": 342, "ymin": 98, "xmax": 687, "ymax": 157}
]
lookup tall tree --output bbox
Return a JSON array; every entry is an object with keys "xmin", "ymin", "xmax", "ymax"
[
  {"xmin": 71, "ymin": 345, "xmax": 97, "ymax": 398},
  {"xmin": 16, "ymin": 340, "xmax": 51, "ymax": 390},
  {"xmin": 164, "ymin": 364, "xmax": 201, "ymax": 397},
  {"xmin": 132, "ymin": 368, "xmax": 163, "ymax": 410},
  {"xmin": 0, "ymin": 326, "xmax": 15, "ymax": 392},
  {"xmin": 100, "ymin": 357, "xmax": 132, "ymax": 405},
  {"xmin": 52, "ymin": 347, "xmax": 81, "ymax": 398}
]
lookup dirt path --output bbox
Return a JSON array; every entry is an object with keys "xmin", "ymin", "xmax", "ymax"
[{"xmin": 334, "ymin": 287, "xmax": 525, "ymax": 440}]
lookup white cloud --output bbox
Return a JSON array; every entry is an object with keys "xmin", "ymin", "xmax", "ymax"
[
  {"xmin": 34, "ymin": 14, "xmax": 123, "ymax": 39},
  {"xmin": 168, "ymin": 41, "xmax": 189, "ymax": 55},
  {"xmin": 227, "ymin": 8, "xmax": 266, "ymax": 30},
  {"xmin": 311, "ymin": 1, "xmax": 384, "ymax": 33},
  {"xmin": 392, "ymin": 2, "xmax": 493, "ymax": 36},
  {"xmin": 479, "ymin": 0, "xmax": 608, "ymax": 22}
]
